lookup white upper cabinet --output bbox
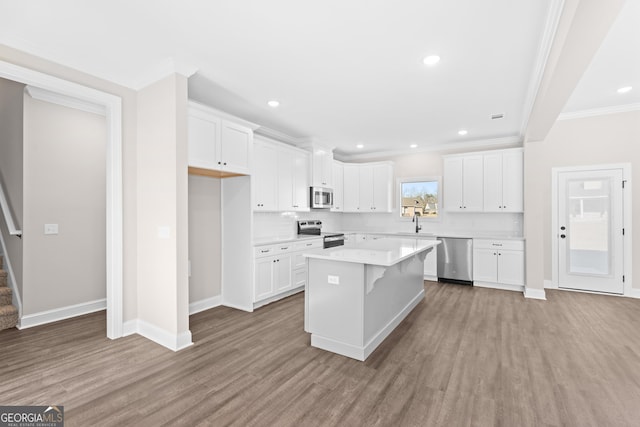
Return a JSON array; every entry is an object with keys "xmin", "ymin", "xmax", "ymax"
[
  {"xmin": 343, "ymin": 162, "xmax": 393, "ymax": 213},
  {"xmin": 311, "ymin": 147, "xmax": 333, "ymax": 188},
  {"xmin": 220, "ymin": 121, "xmax": 252, "ymax": 175},
  {"xmin": 188, "ymin": 108, "xmax": 220, "ymax": 171},
  {"xmin": 254, "ymin": 137, "xmax": 310, "ymax": 212},
  {"xmin": 358, "ymin": 163, "xmax": 393, "ymax": 212},
  {"xmin": 443, "ymin": 155, "xmax": 483, "ymax": 212},
  {"xmin": 343, "ymin": 164, "xmax": 360, "ymax": 212},
  {"xmin": 188, "ymin": 102, "xmax": 254, "ymax": 176},
  {"xmin": 483, "ymin": 149, "xmax": 524, "ymax": 212},
  {"xmin": 278, "ymin": 147, "xmax": 310, "ymax": 211},
  {"xmin": 445, "ymin": 148, "xmax": 523, "ymax": 213},
  {"xmin": 372, "ymin": 163, "xmax": 393, "ymax": 212},
  {"xmin": 253, "ymin": 139, "xmax": 278, "ymax": 211},
  {"xmin": 331, "ymin": 161, "xmax": 344, "ymax": 212}
]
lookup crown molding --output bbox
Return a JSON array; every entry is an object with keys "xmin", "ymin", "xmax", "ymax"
[
  {"xmin": 519, "ymin": 0, "xmax": 566, "ymax": 136},
  {"xmin": 25, "ymin": 85, "xmax": 106, "ymax": 116},
  {"xmin": 254, "ymin": 126, "xmax": 304, "ymax": 146},
  {"xmin": 558, "ymin": 103, "xmax": 640, "ymax": 120},
  {"xmin": 134, "ymin": 57, "xmax": 198, "ymax": 90},
  {"xmin": 334, "ymin": 135, "xmax": 523, "ymax": 162},
  {"xmin": 187, "ymin": 100, "xmax": 259, "ymax": 130}
]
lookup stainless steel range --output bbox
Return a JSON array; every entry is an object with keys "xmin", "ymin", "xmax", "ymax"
[{"xmin": 297, "ymin": 220, "xmax": 345, "ymax": 249}]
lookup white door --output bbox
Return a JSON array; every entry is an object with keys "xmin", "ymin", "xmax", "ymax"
[{"xmin": 557, "ymin": 169, "xmax": 624, "ymax": 294}]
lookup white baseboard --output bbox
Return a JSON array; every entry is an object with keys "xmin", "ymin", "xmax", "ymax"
[
  {"xmin": 524, "ymin": 287, "xmax": 547, "ymax": 300},
  {"xmin": 627, "ymin": 288, "xmax": 640, "ymax": 299},
  {"xmin": 253, "ymin": 286, "xmax": 304, "ymax": 310},
  {"xmin": 544, "ymin": 279, "xmax": 557, "ymax": 289},
  {"xmin": 122, "ymin": 319, "xmax": 138, "ymax": 337},
  {"xmin": 189, "ymin": 295, "xmax": 222, "ymax": 315},
  {"xmin": 135, "ymin": 319, "xmax": 193, "ymax": 352},
  {"xmin": 474, "ymin": 282, "xmax": 524, "ymax": 293},
  {"xmin": 18, "ymin": 298, "xmax": 106, "ymax": 329},
  {"xmin": 222, "ymin": 301, "xmax": 254, "ymax": 312}
]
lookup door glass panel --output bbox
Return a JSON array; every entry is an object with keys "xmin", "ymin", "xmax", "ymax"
[{"xmin": 566, "ymin": 177, "xmax": 611, "ymax": 276}]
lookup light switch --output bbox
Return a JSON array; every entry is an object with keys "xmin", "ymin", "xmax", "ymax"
[
  {"xmin": 44, "ymin": 224, "xmax": 59, "ymax": 235},
  {"xmin": 328, "ymin": 275, "xmax": 339, "ymax": 285}
]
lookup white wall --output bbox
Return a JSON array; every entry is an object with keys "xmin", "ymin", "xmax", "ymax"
[
  {"xmin": 136, "ymin": 73, "xmax": 190, "ymax": 342},
  {"xmin": 22, "ymin": 95, "xmax": 106, "ymax": 314},
  {"xmin": 188, "ymin": 175, "xmax": 221, "ymax": 301},
  {"xmin": 524, "ymin": 110, "xmax": 640, "ymax": 290},
  {"xmin": 0, "ymin": 77, "xmax": 24, "ymax": 297}
]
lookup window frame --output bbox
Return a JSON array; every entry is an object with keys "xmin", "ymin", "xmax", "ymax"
[{"xmin": 397, "ymin": 176, "xmax": 442, "ymax": 222}]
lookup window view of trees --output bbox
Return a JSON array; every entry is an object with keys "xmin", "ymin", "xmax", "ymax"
[{"xmin": 400, "ymin": 181, "xmax": 438, "ymax": 218}]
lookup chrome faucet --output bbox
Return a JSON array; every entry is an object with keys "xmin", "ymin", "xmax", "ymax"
[{"xmin": 412, "ymin": 212, "xmax": 422, "ymax": 233}]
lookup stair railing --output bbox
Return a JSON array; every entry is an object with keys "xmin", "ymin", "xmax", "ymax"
[{"xmin": 0, "ymin": 179, "xmax": 21, "ymax": 238}]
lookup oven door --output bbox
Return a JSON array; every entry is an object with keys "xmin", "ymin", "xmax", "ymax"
[{"xmin": 323, "ymin": 235, "xmax": 345, "ymax": 248}]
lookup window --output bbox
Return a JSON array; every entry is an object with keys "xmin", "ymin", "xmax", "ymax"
[{"xmin": 399, "ymin": 177, "xmax": 440, "ymax": 219}]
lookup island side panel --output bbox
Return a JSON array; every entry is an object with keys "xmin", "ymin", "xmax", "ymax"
[
  {"xmin": 307, "ymin": 258, "xmax": 365, "ymax": 350},
  {"xmin": 363, "ymin": 249, "xmax": 428, "ymax": 356}
]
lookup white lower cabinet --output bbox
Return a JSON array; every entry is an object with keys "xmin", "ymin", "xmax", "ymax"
[
  {"xmin": 254, "ymin": 238, "xmax": 322, "ymax": 307},
  {"xmin": 473, "ymin": 239, "xmax": 525, "ymax": 290}
]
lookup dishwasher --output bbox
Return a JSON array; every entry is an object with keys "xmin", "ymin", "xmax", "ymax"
[{"xmin": 437, "ymin": 237, "xmax": 473, "ymax": 285}]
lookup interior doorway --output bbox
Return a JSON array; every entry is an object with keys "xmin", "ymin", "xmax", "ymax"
[
  {"xmin": 552, "ymin": 165, "xmax": 629, "ymax": 294},
  {"xmin": 0, "ymin": 60, "xmax": 123, "ymax": 338}
]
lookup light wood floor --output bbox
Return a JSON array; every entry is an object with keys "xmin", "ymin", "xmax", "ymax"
[{"xmin": 2, "ymin": 282, "xmax": 640, "ymax": 426}]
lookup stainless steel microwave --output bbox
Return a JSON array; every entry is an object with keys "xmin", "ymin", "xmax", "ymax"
[{"xmin": 310, "ymin": 186, "xmax": 333, "ymax": 209}]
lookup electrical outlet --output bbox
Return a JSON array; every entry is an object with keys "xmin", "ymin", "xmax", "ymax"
[{"xmin": 328, "ymin": 275, "xmax": 339, "ymax": 285}]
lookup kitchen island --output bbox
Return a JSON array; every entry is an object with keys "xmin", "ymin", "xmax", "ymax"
[{"xmin": 304, "ymin": 238, "xmax": 440, "ymax": 361}]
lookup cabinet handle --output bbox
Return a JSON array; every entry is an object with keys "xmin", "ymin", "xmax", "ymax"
[
  {"xmin": 223, "ymin": 162, "xmax": 227, "ymax": 165},
  {"xmin": 281, "ymin": 247, "xmax": 289, "ymax": 250},
  {"xmin": 494, "ymin": 252, "xmax": 497, "ymax": 255},
  {"xmin": 218, "ymin": 161, "xmax": 221, "ymax": 165},
  {"xmin": 306, "ymin": 243, "xmax": 313, "ymax": 246}
]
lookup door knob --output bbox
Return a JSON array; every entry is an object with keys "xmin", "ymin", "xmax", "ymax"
[
  {"xmin": 560, "ymin": 234, "xmax": 566, "ymax": 239},
  {"xmin": 560, "ymin": 226, "xmax": 566, "ymax": 231}
]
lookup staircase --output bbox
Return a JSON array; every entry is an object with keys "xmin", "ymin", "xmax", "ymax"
[{"xmin": 0, "ymin": 255, "xmax": 18, "ymax": 331}]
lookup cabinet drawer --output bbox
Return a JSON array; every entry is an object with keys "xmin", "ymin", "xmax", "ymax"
[
  {"xmin": 473, "ymin": 239, "xmax": 524, "ymax": 251},
  {"xmin": 254, "ymin": 245, "xmax": 278, "ymax": 258},
  {"xmin": 254, "ymin": 242, "xmax": 299, "ymax": 258},
  {"xmin": 293, "ymin": 239, "xmax": 322, "ymax": 251}
]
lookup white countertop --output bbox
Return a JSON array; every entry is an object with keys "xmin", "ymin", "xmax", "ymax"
[
  {"xmin": 303, "ymin": 238, "xmax": 440, "ymax": 267},
  {"xmin": 341, "ymin": 230, "xmax": 524, "ymax": 241},
  {"xmin": 253, "ymin": 234, "xmax": 323, "ymax": 246}
]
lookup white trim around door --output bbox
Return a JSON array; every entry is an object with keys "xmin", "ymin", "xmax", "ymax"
[
  {"xmin": 551, "ymin": 163, "xmax": 632, "ymax": 297},
  {"xmin": 0, "ymin": 60, "xmax": 124, "ymax": 339}
]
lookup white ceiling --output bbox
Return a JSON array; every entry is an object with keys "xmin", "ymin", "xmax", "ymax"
[
  {"xmin": 0, "ymin": 0, "xmax": 635, "ymax": 157},
  {"xmin": 562, "ymin": 0, "xmax": 640, "ymax": 115}
]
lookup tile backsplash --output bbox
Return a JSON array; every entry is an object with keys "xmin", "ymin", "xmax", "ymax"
[{"xmin": 253, "ymin": 210, "xmax": 522, "ymax": 240}]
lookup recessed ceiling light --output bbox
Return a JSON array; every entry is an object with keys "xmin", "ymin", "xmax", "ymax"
[
  {"xmin": 617, "ymin": 86, "xmax": 632, "ymax": 94},
  {"xmin": 410, "ymin": 144, "xmax": 418, "ymax": 148},
  {"xmin": 267, "ymin": 100, "xmax": 280, "ymax": 108},
  {"xmin": 356, "ymin": 144, "xmax": 364, "ymax": 149},
  {"xmin": 458, "ymin": 130, "xmax": 468, "ymax": 136},
  {"xmin": 423, "ymin": 55, "xmax": 441, "ymax": 66}
]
